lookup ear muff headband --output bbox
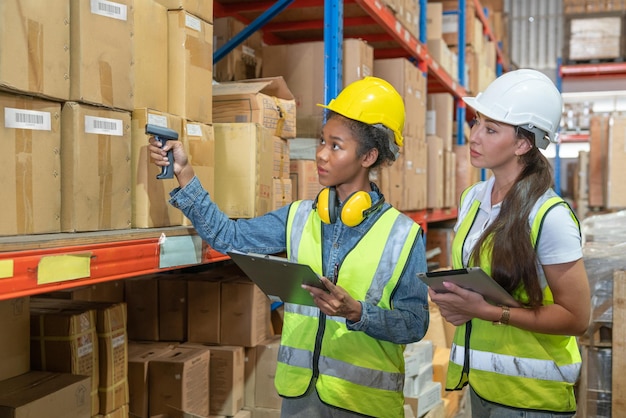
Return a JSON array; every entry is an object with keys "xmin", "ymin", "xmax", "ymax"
[{"xmin": 314, "ymin": 187, "xmax": 385, "ymax": 227}]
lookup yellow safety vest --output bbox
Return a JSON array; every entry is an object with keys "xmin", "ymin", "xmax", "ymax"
[
  {"xmin": 275, "ymin": 200, "xmax": 421, "ymax": 418},
  {"xmin": 447, "ymin": 185, "xmax": 582, "ymax": 412}
]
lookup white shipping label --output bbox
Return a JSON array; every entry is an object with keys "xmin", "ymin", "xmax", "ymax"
[
  {"xmin": 186, "ymin": 123, "xmax": 202, "ymax": 137},
  {"xmin": 185, "ymin": 14, "xmax": 201, "ymax": 32},
  {"xmin": 147, "ymin": 114, "xmax": 168, "ymax": 128},
  {"xmin": 84, "ymin": 115, "xmax": 124, "ymax": 136},
  {"xmin": 4, "ymin": 107, "xmax": 51, "ymax": 131},
  {"xmin": 91, "ymin": 0, "xmax": 128, "ymax": 21}
]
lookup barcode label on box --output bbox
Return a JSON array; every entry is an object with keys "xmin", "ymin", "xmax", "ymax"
[
  {"xmin": 85, "ymin": 116, "xmax": 124, "ymax": 136},
  {"xmin": 187, "ymin": 123, "xmax": 202, "ymax": 137},
  {"xmin": 4, "ymin": 108, "xmax": 51, "ymax": 131},
  {"xmin": 91, "ymin": 0, "xmax": 127, "ymax": 21}
]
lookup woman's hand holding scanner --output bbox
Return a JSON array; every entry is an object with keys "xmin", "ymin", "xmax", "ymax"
[
  {"xmin": 303, "ymin": 276, "xmax": 363, "ymax": 322},
  {"xmin": 147, "ymin": 125, "xmax": 195, "ymax": 187},
  {"xmin": 145, "ymin": 124, "xmax": 178, "ymax": 179}
]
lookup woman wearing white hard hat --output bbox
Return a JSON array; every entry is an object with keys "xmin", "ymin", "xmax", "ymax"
[
  {"xmin": 148, "ymin": 76, "xmax": 429, "ymax": 417},
  {"xmin": 427, "ymin": 69, "xmax": 590, "ymax": 416}
]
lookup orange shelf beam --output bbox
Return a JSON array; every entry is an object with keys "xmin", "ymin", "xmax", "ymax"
[{"xmin": 0, "ymin": 238, "xmax": 229, "ymax": 301}]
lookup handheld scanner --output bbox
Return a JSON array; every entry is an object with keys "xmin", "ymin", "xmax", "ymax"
[{"xmin": 145, "ymin": 124, "xmax": 179, "ymax": 179}]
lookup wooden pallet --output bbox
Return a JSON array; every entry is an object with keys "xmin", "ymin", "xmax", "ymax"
[{"xmin": 577, "ymin": 270, "xmax": 626, "ymax": 417}]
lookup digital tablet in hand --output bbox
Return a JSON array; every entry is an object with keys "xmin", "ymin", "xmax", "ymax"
[
  {"xmin": 227, "ymin": 251, "xmax": 327, "ymax": 306},
  {"xmin": 418, "ymin": 267, "xmax": 521, "ymax": 307}
]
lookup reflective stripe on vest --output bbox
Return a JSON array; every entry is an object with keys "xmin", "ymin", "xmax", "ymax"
[
  {"xmin": 447, "ymin": 186, "xmax": 581, "ymax": 412},
  {"xmin": 277, "ymin": 201, "xmax": 421, "ymax": 417}
]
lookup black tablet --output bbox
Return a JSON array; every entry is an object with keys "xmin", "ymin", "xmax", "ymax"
[
  {"xmin": 227, "ymin": 251, "xmax": 327, "ymax": 306},
  {"xmin": 418, "ymin": 267, "xmax": 521, "ymax": 307}
]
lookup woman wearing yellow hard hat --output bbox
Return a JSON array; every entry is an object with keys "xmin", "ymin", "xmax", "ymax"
[{"xmin": 148, "ymin": 76, "xmax": 429, "ymax": 417}]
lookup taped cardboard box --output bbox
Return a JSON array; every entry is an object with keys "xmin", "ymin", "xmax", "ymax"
[
  {"xmin": 155, "ymin": 0, "xmax": 213, "ymax": 23},
  {"xmin": 212, "ymin": 77, "xmax": 296, "ymax": 139},
  {"xmin": 0, "ymin": 0, "xmax": 70, "ymax": 101}
]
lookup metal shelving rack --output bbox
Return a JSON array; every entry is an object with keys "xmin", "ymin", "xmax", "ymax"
[{"xmin": 0, "ymin": 0, "xmax": 511, "ymax": 301}]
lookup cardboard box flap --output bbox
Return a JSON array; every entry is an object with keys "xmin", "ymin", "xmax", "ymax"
[{"xmin": 213, "ymin": 76, "xmax": 294, "ymax": 100}]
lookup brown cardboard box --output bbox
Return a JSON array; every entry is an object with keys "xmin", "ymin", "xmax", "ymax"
[
  {"xmin": 207, "ymin": 345, "xmax": 245, "ymax": 416},
  {"xmin": 289, "ymin": 160, "xmax": 323, "ymax": 201},
  {"xmin": 444, "ymin": 150, "xmax": 457, "ymax": 208},
  {"xmin": 427, "ymin": 2, "xmax": 443, "ymax": 40},
  {"xmin": 155, "ymin": 0, "xmax": 213, "ymax": 23},
  {"xmin": 69, "ymin": 0, "xmax": 133, "ymax": 110},
  {"xmin": 39, "ymin": 281, "xmax": 125, "ymax": 303},
  {"xmin": 132, "ymin": 0, "xmax": 168, "ymax": 111},
  {"xmin": 61, "ymin": 102, "xmax": 132, "ymax": 232},
  {"xmin": 149, "ymin": 346, "xmax": 210, "ymax": 417},
  {"xmin": 125, "ymin": 275, "xmax": 161, "ymax": 341},
  {"xmin": 0, "ymin": 0, "xmax": 70, "ymax": 100},
  {"xmin": 185, "ymin": 121, "xmax": 215, "ymax": 195},
  {"xmin": 0, "ymin": 297, "xmax": 30, "ymax": 382},
  {"xmin": 607, "ymin": 113, "xmax": 626, "ymax": 208},
  {"xmin": 0, "ymin": 92, "xmax": 61, "ymax": 236},
  {"xmin": 213, "ymin": 123, "xmax": 280, "ymax": 218},
  {"xmin": 272, "ymin": 178, "xmax": 293, "ymax": 211},
  {"xmin": 426, "ymin": 227, "xmax": 455, "ymax": 269},
  {"xmin": 131, "ymin": 109, "xmax": 185, "ymax": 228},
  {"xmin": 212, "ymin": 77, "xmax": 296, "ymax": 139},
  {"xmin": 214, "ymin": 17, "xmax": 263, "ymax": 82},
  {"xmin": 167, "ymin": 10, "xmax": 213, "ymax": 124},
  {"xmin": 435, "ymin": 0, "xmax": 476, "ymax": 47},
  {"xmin": 262, "ymin": 39, "xmax": 373, "ymax": 138},
  {"xmin": 29, "ymin": 300, "xmax": 100, "ymax": 415},
  {"xmin": 158, "ymin": 277, "xmax": 188, "ymax": 342},
  {"xmin": 127, "ymin": 341, "xmax": 175, "ymax": 418},
  {"xmin": 220, "ymin": 278, "xmax": 272, "ymax": 347},
  {"xmin": 30, "ymin": 298, "xmax": 129, "ymax": 415},
  {"xmin": 374, "ymin": 58, "xmax": 427, "ymax": 141},
  {"xmin": 187, "ymin": 277, "xmax": 222, "ymax": 344},
  {"xmin": 252, "ymin": 338, "xmax": 282, "ymax": 409},
  {"xmin": 426, "ymin": 135, "xmax": 445, "ymax": 209},
  {"xmin": 0, "ymin": 371, "xmax": 91, "ymax": 418},
  {"xmin": 427, "ymin": 94, "xmax": 454, "ymax": 152},
  {"xmin": 565, "ymin": 14, "xmax": 624, "ymax": 61}
]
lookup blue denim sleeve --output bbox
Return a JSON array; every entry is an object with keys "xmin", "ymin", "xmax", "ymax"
[
  {"xmin": 168, "ymin": 176, "xmax": 290, "ymax": 255},
  {"xmin": 346, "ymin": 234, "xmax": 430, "ymax": 345}
]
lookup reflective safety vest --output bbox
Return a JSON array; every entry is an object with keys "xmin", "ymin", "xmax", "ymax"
[
  {"xmin": 447, "ymin": 184, "xmax": 582, "ymax": 412},
  {"xmin": 275, "ymin": 200, "xmax": 422, "ymax": 418}
]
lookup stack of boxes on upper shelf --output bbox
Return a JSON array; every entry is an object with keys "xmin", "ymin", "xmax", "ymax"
[
  {"xmin": 563, "ymin": 0, "xmax": 626, "ymax": 64},
  {"xmin": 0, "ymin": 0, "xmax": 216, "ymax": 236}
]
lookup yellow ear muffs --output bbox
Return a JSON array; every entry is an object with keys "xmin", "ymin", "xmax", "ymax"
[
  {"xmin": 314, "ymin": 187, "xmax": 385, "ymax": 227},
  {"xmin": 314, "ymin": 187, "xmax": 337, "ymax": 224},
  {"xmin": 341, "ymin": 191, "xmax": 373, "ymax": 227}
]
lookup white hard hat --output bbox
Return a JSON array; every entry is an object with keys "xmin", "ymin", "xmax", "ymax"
[{"xmin": 463, "ymin": 69, "xmax": 563, "ymax": 149}]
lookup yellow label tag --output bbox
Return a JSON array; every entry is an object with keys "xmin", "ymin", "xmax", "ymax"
[
  {"xmin": 37, "ymin": 254, "xmax": 92, "ymax": 284},
  {"xmin": 0, "ymin": 260, "xmax": 14, "ymax": 279}
]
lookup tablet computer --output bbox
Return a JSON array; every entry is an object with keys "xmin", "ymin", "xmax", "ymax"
[
  {"xmin": 417, "ymin": 267, "xmax": 521, "ymax": 307},
  {"xmin": 227, "ymin": 251, "xmax": 327, "ymax": 306}
]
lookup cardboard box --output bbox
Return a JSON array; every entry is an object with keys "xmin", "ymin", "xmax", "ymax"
[
  {"xmin": 187, "ymin": 277, "xmax": 222, "ymax": 344},
  {"xmin": 185, "ymin": 121, "xmax": 215, "ymax": 197},
  {"xmin": 565, "ymin": 14, "xmax": 624, "ymax": 61},
  {"xmin": 130, "ymin": 109, "xmax": 185, "ymax": 228},
  {"xmin": 158, "ymin": 277, "xmax": 188, "ymax": 342},
  {"xmin": 29, "ymin": 300, "xmax": 100, "ymax": 415},
  {"xmin": 0, "ymin": 371, "xmax": 91, "ymax": 418},
  {"xmin": 212, "ymin": 77, "xmax": 296, "ymax": 139},
  {"xmin": 38, "ymin": 281, "xmax": 125, "ymax": 303},
  {"xmin": 427, "ymin": 3, "xmax": 443, "ymax": 40},
  {"xmin": 149, "ymin": 346, "xmax": 210, "ymax": 417},
  {"xmin": 214, "ymin": 17, "xmax": 263, "ymax": 82},
  {"xmin": 220, "ymin": 278, "xmax": 272, "ymax": 347},
  {"xmin": 252, "ymin": 338, "xmax": 282, "ymax": 409},
  {"xmin": 69, "ymin": 0, "xmax": 133, "ymax": 110},
  {"xmin": 272, "ymin": 178, "xmax": 293, "ymax": 211},
  {"xmin": 426, "ymin": 135, "xmax": 445, "ymax": 209},
  {"xmin": 207, "ymin": 345, "xmax": 245, "ymax": 416},
  {"xmin": 167, "ymin": 10, "xmax": 213, "ymax": 124},
  {"xmin": 125, "ymin": 275, "xmax": 161, "ymax": 341},
  {"xmin": 154, "ymin": 0, "xmax": 213, "ymax": 23},
  {"xmin": 427, "ymin": 94, "xmax": 454, "ymax": 151},
  {"xmin": 374, "ymin": 58, "xmax": 427, "ymax": 141},
  {"xmin": 0, "ymin": 0, "xmax": 70, "ymax": 100},
  {"xmin": 60, "ymin": 102, "xmax": 132, "ymax": 232},
  {"xmin": 0, "ymin": 297, "xmax": 30, "ymax": 382},
  {"xmin": 262, "ymin": 39, "xmax": 373, "ymax": 138},
  {"xmin": 132, "ymin": 0, "xmax": 168, "ymax": 111},
  {"xmin": 607, "ymin": 113, "xmax": 626, "ymax": 208},
  {"xmin": 213, "ymin": 123, "xmax": 281, "ymax": 218},
  {"xmin": 127, "ymin": 341, "xmax": 175, "ymax": 418},
  {"xmin": 289, "ymin": 160, "xmax": 323, "ymax": 201},
  {"xmin": 0, "ymin": 92, "xmax": 61, "ymax": 236}
]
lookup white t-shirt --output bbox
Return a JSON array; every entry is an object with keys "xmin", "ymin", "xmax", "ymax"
[{"xmin": 454, "ymin": 177, "xmax": 582, "ymax": 272}]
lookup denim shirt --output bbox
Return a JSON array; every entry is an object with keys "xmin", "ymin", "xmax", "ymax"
[{"xmin": 169, "ymin": 176, "xmax": 430, "ymax": 344}]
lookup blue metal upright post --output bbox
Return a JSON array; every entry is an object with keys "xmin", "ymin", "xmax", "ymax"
[
  {"xmin": 324, "ymin": 0, "xmax": 343, "ymax": 105},
  {"xmin": 456, "ymin": 0, "xmax": 466, "ymax": 147}
]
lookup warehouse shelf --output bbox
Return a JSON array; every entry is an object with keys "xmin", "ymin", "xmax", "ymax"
[
  {"xmin": 0, "ymin": 228, "xmax": 229, "ymax": 302},
  {"xmin": 560, "ymin": 62, "xmax": 626, "ymax": 79}
]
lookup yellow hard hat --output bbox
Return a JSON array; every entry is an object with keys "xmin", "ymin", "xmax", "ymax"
[{"xmin": 318, "ymin": 76, "xmax": 406, "ymax": 147}]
